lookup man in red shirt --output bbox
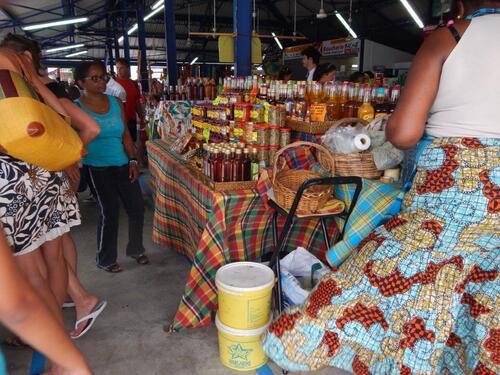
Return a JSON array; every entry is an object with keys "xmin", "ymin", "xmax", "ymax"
[{"xmin": 115, "ymin": 58, "xmax": 145, "ymax": 142}]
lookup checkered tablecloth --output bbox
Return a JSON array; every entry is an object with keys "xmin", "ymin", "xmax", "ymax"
[{"xmin": 147, "ymin": 140, "xmax": 337, "ymax": 331}]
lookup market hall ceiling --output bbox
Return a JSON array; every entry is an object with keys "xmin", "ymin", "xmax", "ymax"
[{"xmin": 0, "ymin": 0, "xmax": 434, "ymax": 64}]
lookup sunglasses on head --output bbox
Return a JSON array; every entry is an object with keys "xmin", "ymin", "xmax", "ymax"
[{"xmin": 84, "ymin": 74, "xmax": 110, "ymax": 83}]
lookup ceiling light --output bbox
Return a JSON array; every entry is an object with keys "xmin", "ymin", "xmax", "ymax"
[
  {"xmin": 65, "ymin": 50, "xmax": 88, "ymax": 58},
  {"xmin": 352, "ymin": 64, "xmax": 359, "ymax": 68},
  {"xmin": 399, "ymin": 0, "xmax": 424, "ymax": 29},
  {"xmin": 335, "ymin": 11, "xmax": 357, "ymax": 39},
  {"xmin": 118, "ymin": 5, "xmax": 165, "ymax": 44},
  {"xmin": 272, "ymin": 32, "xmax": 283, "ymax": 50},
  {"xmin": 22, "ymin": 17, "xmax": 88, "ymax": 31},
  {"xmin": 151, "ymin": 0, "xmax": 164, "ymax": 10},
  {"xmin": 45, "ymin": 43, "xmax": 85, "ymax": 53},
  {"xmin": 190, "ymin": 57, "xmax": 199, "ymax": 65},
  {"xmin": 316, "ymin": 0, "xmax": 327, "ymax": 19},
  {"xmin": 144, "ymin": 4, "xmax": 165, "ymax": 21}
]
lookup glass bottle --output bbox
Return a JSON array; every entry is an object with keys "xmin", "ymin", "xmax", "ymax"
[
  {"xmin": 374, "ymin": 87, "xmax": 389, "ymax": 118},
  {"xmin": 242, "ymin": 148, "xmax": 251, "ymax": 181},
  {"xmin": 284, "ymin": 86, "xmax": 295, "ymax": 118},
  {"xmin": 339, "ymin": 82, "xmax": 349, "ymax": 118},
  {"xmin": 232, "ymin": 148, "xmax": 243, "ymax": 182},
  {"xmin": 294, "ymin": 85, "xmax": 307, "ymax": 121},
  {"xmin": 358, "ymin": 89, "xmax": 375, "ymax": 122},
  {"xmin": 211, "ymin": 150, "xmax": 223, "ymax": 182},
  {"xmin": 389, "ymin": 85, "xmax": 401, "ymax": 113},
  {"xmin": 326, "ymin": 84, "xmax": 340, "ymax": 121},
  {"xmin": 222, "ymin": 149, "xmax": 233, "ymax": 182},
  {"xmin": 250, "ymin": 148, "xmax": 259, "ymax": 181}
]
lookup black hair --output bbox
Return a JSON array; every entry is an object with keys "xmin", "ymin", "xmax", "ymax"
[
  {"xmin": 313, "ymin": 63, "xmax": 337, "ymax": 81},
  {"xmin": 73, "ymin": 60, "xmax": 106, "ymax": 85},
  {"xmin": 0, "ymin": 33, "xmax": 42, "ymax": 74},
  {"xmin": 349, "ymin": 71, "xmax": 365, "ymax": 83},
  {"xmin": 115, "ymin": 57, "xmax": 130, "ymax": 67},
  {"xmin": 301, "ymin": 46, "xmax": 321, "ymax": 65},
  {"xmin": 278, "ymin": 66, "xmax": 292, "ymax": 80}
]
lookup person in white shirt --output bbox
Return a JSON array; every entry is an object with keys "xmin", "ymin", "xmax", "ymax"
[
  {"xmin": 301, "ymin": 46, "xmax": 321, "ymax": 81},
  {"xmin": 105, "ymin": 75, "xmax": 127, "ymax": 103}
]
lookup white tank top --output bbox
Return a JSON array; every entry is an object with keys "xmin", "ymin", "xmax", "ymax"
[{"xmin": 426, "ymin": 14, "xmax": 500, "ymax": 138}]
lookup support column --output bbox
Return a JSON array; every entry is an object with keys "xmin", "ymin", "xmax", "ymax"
[
  {"xmin": 122, "ymin": 0, "xmax": 131, "ymax": 62},
  {"xmin": 106, "ymin": 16, "xmax": 115, "ymax": 73},
  {"xmin": 113, "ymin": 17, "xmax": 120, "ymax": 62},
  {"xmin": 164, "ymin": 0, "xmax": 177, "ymax": 87},
  {"xmin": 233, "ymin": 0, "xmax": 252, "ymax": 76},
  {"xmin": 136, "ymin": 0, "xmax": 149, "ymax": 91}
]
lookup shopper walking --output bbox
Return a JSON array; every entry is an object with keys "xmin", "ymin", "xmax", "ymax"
[
  {"xmin": 263, "ymin": 1, "xmax": 499, "ymax": 374},
  {"xmin": 75, "ymin": 60, "xmax": 149, "ymax": 273},
  {"xmin": 0, "ymin": 227, "xmax": 92, "ymax": 375},
  {"xmin": 1, "ymin": 33, "xmax": 107, "ymax": 339}
]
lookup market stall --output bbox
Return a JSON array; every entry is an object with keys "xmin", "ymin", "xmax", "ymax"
[{"xmin": 147, "ymin": 139, "xmax": 340, "ymax": 331}]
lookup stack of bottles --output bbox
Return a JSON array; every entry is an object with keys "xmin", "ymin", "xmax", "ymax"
[
  {"xmin": 216, "ymin": 76, "xmax": 401, "ymax": 123},
  {"xmin": 164, "ymin": 77, "xmax": 219, "ymax": 101},
  {"xmin": 202, "ymin": 142, "xmax": 261, "ymax": 183}
]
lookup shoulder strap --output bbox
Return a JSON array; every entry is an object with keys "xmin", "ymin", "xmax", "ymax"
[{"xmin": 448, "ymin": 25, "xmax": 462, "ymax": 43}]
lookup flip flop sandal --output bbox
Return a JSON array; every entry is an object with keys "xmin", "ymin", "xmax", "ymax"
[
  {"xmin": 70, "ymin": 300, "xmax": 108, "ymax": 340},
  {"xmin": 97, "ymin": 263, "xmax": 123, "ymax": 273},
  {"xmin": 132, "ymin": 254, "xmax": 149, "ymax": 265}
]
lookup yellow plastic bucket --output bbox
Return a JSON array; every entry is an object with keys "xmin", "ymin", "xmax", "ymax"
[
  {"xmin": 216, "ymin": 314, "xmax": 270, "ymax": 371},
  {"xmin": 216, "ymin": 262, "xmax": 275, "ymax": 330}
]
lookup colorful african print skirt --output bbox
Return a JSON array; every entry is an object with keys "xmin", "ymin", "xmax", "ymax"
[{"xmin": 263, "ymin": 137, "xmax": 499, "ymax": 374}]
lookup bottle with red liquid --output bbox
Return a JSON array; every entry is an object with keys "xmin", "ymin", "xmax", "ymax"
[
  {"xmin": 232, "ymin": 148, "xmax": 244, "ymax": 181},
  {"xmin": 222, "ymin": 149, "xmax": 233, "ymax": 182},
  {"xmin": 211, "ymin": 150, "xmax": 223, "ymax": 182},
  {"xmin": 242, "ymin": 148, "xmax": 251, "ymax": 181}
]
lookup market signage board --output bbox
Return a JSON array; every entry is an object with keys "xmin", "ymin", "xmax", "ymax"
[{"xmin": 283, "ymin": 39, "xmax": 360, "ymax": 61}]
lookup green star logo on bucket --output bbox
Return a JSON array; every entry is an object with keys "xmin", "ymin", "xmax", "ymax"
[{"xmin": 228, "ymin": 343, "xmax": 253, "ymax": 361}]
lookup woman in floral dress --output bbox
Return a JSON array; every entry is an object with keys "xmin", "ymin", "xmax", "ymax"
[{"xmin": 263, "ymin": 1, "xmax": 499, "ymax": 374}]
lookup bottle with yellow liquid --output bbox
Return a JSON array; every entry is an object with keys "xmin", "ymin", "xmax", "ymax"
[{"xmin": 358, "ymin": 89, "xmax": 375, "ymax": 122}]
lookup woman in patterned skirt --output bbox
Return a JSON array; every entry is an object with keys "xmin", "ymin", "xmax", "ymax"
[{"xmin": 263, "ymin": 1, "xmax": 499, "ymax": 374}]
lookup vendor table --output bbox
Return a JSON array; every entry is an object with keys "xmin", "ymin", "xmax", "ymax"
[{"xmin": 147, "ymin": 140, "xmax": 338, "ymax": 331}]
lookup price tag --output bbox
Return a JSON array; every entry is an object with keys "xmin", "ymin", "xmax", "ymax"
[
  {"xmin": 203, "ymin": 128, "xmax": 211, "ymax": 142},
  {"xmin": 310, "ymin": 104, "xmax": 327, "ymax": 122}
]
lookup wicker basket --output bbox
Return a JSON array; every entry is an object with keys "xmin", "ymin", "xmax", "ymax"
[
  {"xmin": 319, "ymin": 118, "xmax": 382, "ymax": 180},
  {"xmin": 286, "ymin": 119, "xmax": 337, "ymax": 135},
  {"xmin": 272, "ymin": 141, "xmax": 335, "ymax": 212}
]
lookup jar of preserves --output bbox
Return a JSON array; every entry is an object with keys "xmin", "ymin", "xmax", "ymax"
[
  {"xmin": 268, "ymin": 125, "xmax": 280, "ymax": 147},
  {"xmin": 268, "ymin": 105, "xmax": 280, "ymax": 126},
  {"xmin": 255, "ymin": 124, "xmax": 269, "ymax": 146},
  {"xmin": 279, "ymin": 127, "xmax": 291, "ymax": 147}
]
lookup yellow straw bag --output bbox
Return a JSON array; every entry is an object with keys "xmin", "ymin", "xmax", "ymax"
[
  {"xmin": 0, "ymin": 96, "xmax": 83, "ymax": 171},
  {"xmin": 0, "ymin": 53, "xmax": 83, "ymax": 171}
]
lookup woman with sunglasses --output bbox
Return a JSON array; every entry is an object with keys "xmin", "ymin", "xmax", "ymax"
[{"xmin": 74, "ymin": 60, "xmax": 148, "ymax": 273}]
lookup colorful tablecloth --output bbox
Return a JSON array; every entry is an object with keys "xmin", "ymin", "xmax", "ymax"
[{"xmin": 147, "ymin": 140, "xmax": 338, "ymax": 331}]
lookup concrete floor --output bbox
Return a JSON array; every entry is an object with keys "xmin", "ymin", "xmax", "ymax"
[{"xmin": 1, "ymin": 195, "xmax": 351, "ymax": 375}]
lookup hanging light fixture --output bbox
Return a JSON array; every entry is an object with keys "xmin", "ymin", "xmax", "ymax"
[
  {"xmin": 212, "ymin": 0, "xmax": 217, "ymax": 38},
  {"xmin": 316, "ymin": 0, "xmax": 327, "ymax": 19},
  {"xmin": 293, "ymin": 0, "xmax": 297, "ymax": 38},
  {"xmin": 186, "ymin": 2, "xmax": 193, "ymax": 48}
]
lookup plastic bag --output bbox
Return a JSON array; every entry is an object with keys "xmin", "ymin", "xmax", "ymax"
[
  {"xmin": 321, "ymin": 124, "xmax": 371, "ymax": 154},
  {"xmin": 280, "ymin": 247, "xmax": 330, "ymax": 306}
]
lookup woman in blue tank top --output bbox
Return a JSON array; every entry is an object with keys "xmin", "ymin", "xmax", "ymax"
[{"xmin": 75, "ymin": 60, "xmax": 149, "ymax": 273}]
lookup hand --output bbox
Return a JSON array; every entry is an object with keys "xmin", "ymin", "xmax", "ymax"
[
  {"xmin": 0, "ymin": 145, "xmax": 6, "ymax": 154},
  {"xmin": 129, "ymin": 162, "xmax": 139, "ymax": 183},
  {"xmin": 64, "ymin": 164, "xmax": 80, "ymax": 192}
]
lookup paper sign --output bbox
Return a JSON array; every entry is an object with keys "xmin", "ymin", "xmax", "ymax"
[
  {"xmin": 310, "ymin": 104, "xmax": 327, "ymax": 122},
  {"xmin": 203, "ymin": 128, "xmax": 211, "ymax": 142}
]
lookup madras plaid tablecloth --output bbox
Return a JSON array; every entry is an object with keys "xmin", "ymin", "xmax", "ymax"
[{"xmin": 147, "ymin": 140, "xmax": 337, "ymax": 331}]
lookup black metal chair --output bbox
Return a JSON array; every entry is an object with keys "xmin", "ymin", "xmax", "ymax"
[{"xmin": 267, "ymin": 176, "xmax": 363, "ymax": 315}]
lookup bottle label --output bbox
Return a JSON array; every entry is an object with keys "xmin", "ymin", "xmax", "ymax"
[{"xmin": 251, "ymin": 162, "xmax": 259, "ymax": 181}]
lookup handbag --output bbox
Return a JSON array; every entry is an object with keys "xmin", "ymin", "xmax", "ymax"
[{"xmin": 0, "ymin": 49, "xmax": 83, "ymax": 171}]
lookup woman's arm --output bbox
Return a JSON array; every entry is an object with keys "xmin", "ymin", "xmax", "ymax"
[
  {"xmin": 59, "ymin": 98, "xmax": 100, "ymax": 146},
  {"xmin": 117, "ymin": 99, "xmax": 140, "ymax": 182},
  {"xmin": 386, "ymin": 27, "xmax": 459, "ymax": 149},
  {"xmin": 0, "ymin": 230, "xmax": 91, "ymax": 374}
]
